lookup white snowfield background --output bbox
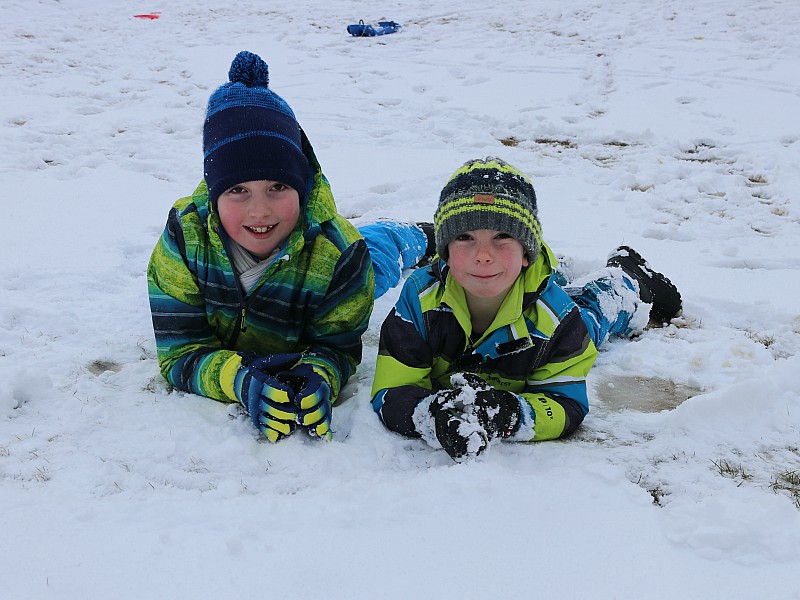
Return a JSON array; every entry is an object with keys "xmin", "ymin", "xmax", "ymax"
[{"xmin": 2, "ymin": 0, "xmax": 800, "ymax": 598}]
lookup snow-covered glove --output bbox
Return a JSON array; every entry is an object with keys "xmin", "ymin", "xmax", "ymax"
[
  {"xmin": 281, "ymin": 364, "xmax": 333, "ymax": 441},
  {"xmin": 473, "ymin": 389, "xmax": 522, "ymax": 440},
  {"xmin": 449, "ymin": 373, "xmax": 521, "ymax": 439},
  {"xmin": 233, "ymin": 353, "xmax": 301, "ymax": 442},
  {"xmin": 413, "ymin": 388, "xmax": 489, "ymax": 461}
]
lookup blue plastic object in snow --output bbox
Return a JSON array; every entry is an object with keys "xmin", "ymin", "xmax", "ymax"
[{"xmin": 347, "ymin": 20, "xmax": 401, "ymax": 37}]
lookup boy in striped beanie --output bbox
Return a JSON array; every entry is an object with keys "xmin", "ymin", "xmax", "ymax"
[{"xmin": 371, "ymin": 157, "xmax": 681, "ymax": 460}]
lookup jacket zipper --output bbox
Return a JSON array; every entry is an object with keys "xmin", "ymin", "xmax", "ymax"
[{"xmin": 224, "ymin": 233, "xmax": 291, "ymax": 348}]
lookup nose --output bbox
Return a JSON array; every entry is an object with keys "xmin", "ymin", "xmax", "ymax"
[
  {"xmin": 249, "ymin": 195, "xmax": 272, "ymax": 217},
  {"xmin": 474, "ymin": 241, "xmax": 494, "ymax": 263}
]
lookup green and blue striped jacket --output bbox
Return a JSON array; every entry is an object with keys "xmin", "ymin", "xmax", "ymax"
[
  {"xmin": 371, "ymin": 242, "xmax": 597, "ymax": 441},
  {"xmin": 148, "ymin": 148, "xmax": 374, "ymax": 404}
]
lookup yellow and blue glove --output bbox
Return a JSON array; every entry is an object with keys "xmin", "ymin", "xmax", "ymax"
[
  {"xmin": 234, "ymin": 353, "xmax": 301, "ymax": 442},
  {"xmin": 281, "ymin": 364, "xmax": 333, "ymax": 441}
]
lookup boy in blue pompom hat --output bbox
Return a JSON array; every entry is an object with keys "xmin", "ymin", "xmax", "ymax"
[{"xmin": 148, "ymin": 51, "xmax": 432, "ymax": 443}]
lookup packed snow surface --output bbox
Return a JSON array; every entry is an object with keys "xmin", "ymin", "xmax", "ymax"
[{"xmin": 2, "ymin": 1, "xmax": 800, "ymax": 598}]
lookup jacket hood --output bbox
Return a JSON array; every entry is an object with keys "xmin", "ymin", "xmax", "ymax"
[{"xmin": 297, "ymin": 129, "xmax": 338, "ymax": 234}]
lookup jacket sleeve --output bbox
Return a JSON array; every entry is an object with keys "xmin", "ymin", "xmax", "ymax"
[
  {"xmin": 147, "ymin": 207, "xmax": 241, "ymax": 403},
  {"xmin": 518, "ymin": 306, "xmax": 598, "ymax": 441},
  {"xmin": 371, "ymin": 279, "xmax": 434, "ymax": 438},
  {"xmin": 294, "ymin": 238, "xmax": 375, "ymax": 401}
]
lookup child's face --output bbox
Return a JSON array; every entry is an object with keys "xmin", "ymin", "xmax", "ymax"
[
  {"xmin": 446, "ymin": 229, "xmax": 529, "ymax": 301},
  {"xmin": 217, "ymin": 180, "xmax": 301, "ymax": 259}
]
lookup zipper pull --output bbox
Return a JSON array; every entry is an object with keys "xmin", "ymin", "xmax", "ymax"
[{"xmin": 240, "ymin": 307, "xmax": 247, "ymax": 333}]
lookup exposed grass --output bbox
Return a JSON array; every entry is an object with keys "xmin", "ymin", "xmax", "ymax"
[
  {"xmin": 770, "ymin": 470, "xmax": 800, "ymax": 509},
  {"xmin": 745, "ymin": 329, "xmax": 776, "ymax": 348},
  {"xmin": 648, "ymin": 483, "xmax": 666, "ymax": 507},
  {"xmin": 33, "ymin": 466, "xmax": 50, "ymax": 483},
  {"xmin": 534, "ymin": 137, "xmax": 576, "ymax": 149},
  {"xmin": 711, "ymin": 458, "xmax": 752, "ymax": 483},
  {"xmin": 633, "ymin": 473, "xmax": 667, "ymax": 507}
]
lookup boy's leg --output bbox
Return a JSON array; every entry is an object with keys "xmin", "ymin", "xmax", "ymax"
[
  {"xmin": 560, "ymin": 246, "xmax": 682, "ymax": 348},
  {"xmin": 562, "ymin": 267, "xmax": 649, "ymax": 348},
  {"xmin": 359, "ymin": 221, "xmax": 431, "ymax": 298}
]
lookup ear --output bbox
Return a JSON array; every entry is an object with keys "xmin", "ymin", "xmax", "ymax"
[{"xmin": 522, "ymin": 253, "xmax": 530, "ymax": 268}]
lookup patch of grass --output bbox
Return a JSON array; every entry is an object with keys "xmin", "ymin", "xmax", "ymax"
[
  {"xmin": 648, "ymin": 483, "xmax": 666, "ymax": 507},
  {"xmin": 745, "ymin": 329, "xmax": 776, "ymax": 349},
  {"xmin": 534, "ymin": 137, "xmax": 576, "ymax": 149},
  {"xmin": 633, "ymin": 473, "xmax": 667, "ymax": 507},
  {"xmin": 711, "ymin": 458, "xmax": 752, "ymax": 483},
  {"xmin": 33, "ymin": 466, "xmax": 50, "ymax": 483},
  {"xmin": 499, "ymin": 136, "xmax": 519, "ymax": 147},
  {"xmin": 770, "ymin": 470, "xmax": 800, "ymax": 509}
]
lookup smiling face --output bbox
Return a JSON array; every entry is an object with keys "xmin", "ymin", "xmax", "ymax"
[
  {"xmin": 446, "ymin": 229, "xmax": 529, "ymax": 302},
  {"xmin": 216, "ymin": 180, "xmax": 301, "ymax": 259}
]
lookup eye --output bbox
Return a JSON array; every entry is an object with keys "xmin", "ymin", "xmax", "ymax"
[
  {"xmin": 494, "ymin": 232, "xmax": 513, "ymax": 240},
  {"xmin": 225, "ymin": 185, "xmax": 247, "ymax": 195},
  {"xmin": 454, "ymin": 233, "xmax": 474, "ymax": 242},
  {"xmin": 271, "ymin": 182, "xmax": 291, "ymax": 192}
]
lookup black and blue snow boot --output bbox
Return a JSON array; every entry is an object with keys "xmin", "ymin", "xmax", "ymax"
[{"xmin": 607, "ymin": 246, "xmax": 682, "ymax": 324}]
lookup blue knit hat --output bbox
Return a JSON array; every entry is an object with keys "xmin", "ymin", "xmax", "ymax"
[{"xmin": 203, "ymin": 51, "xmax": 309, "ymax": 206}]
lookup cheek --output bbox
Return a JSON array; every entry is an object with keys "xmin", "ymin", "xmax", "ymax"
[
  {"xmin": 284, "ymin": 202, "xmax": 301, "ymax": 223},
  {"xmin": 216, "ymin": 201, "xmax": 242, "ymax": 229},
  {"xmin": 278, "ymin": 195, "xmax": 301, "ymax": 223},
  {"xmin": 446, "ymin": 248, "xmax": 469, "ymax": 270}
]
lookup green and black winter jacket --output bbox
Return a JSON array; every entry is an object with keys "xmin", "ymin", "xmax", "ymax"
[
  {"xmin": 147, "ymin": 141, "xmax": 374, "ymax": 405},
  {"xmin": 371, "ymin": 242, "xmax": 597, "ymax": 441}
]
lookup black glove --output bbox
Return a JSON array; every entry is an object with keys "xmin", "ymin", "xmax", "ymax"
[
  {"xmin": 428, "ymin": 389, "xmax": 489, "ymax": 461},
  {"xmin": 450, "ymin": 372, "xmax": 521, "ymax": 439},
  {"xmin": 473, "ymin": 389, "xmax": 522, "ymax": 440}
]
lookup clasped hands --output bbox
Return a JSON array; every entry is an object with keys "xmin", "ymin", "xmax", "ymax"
[
  {"xmin": 234, "ymin": 353, "xmax": 332, "ymax": 442},
  {"xmin": 421, "ymin": 372, "xmax": 522, "ymax": 461}
]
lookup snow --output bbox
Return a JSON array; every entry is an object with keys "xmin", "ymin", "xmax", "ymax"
[{"xmin": 2, "ymin": 0, "xmax": 800, "ymax": 597}]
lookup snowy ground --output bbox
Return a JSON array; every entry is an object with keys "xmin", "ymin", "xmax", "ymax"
[{"xmin": 2, "ymin": 0, "xmax": 800, "ymax": 598}]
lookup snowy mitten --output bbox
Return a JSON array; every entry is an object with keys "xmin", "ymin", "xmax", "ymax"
[
  {"xmin": 449, "ymin": 373, "xmax": 521, "ymax": 441},
  {"xmin": 413, "ymin": 389, "xmax": 488, "ymax": 461},
  {"xmin": 450, "ymin": 372, "xmax": 490, "ymax": 392},
  {"xmin": 473, "ymin": 389, "xmax": 522, "ymax": 440},
  {"xmin": 281, "ymin": 364, "xmax": 333, "ymax": 441}
]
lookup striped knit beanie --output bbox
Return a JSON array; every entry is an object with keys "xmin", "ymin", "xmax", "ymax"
[
  {"xmin": 434, "ymin": 157, "xmax": 542, "ymax": 262},
  {"xmin": 203, "ymin": 51, "xmax": 309, "ymax": 206}
]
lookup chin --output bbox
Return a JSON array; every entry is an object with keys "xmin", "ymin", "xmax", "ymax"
[{"xmin": 466, "ymin": 286, "xmax": 505, "ymax": 299}]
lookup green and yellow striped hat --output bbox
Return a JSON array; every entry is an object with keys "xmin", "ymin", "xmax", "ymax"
[{"xmin": 434, "ymin": 157, "xmax": 542, "ymax": 262}]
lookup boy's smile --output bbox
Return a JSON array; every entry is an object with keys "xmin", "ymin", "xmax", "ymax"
[
  {"xmin": 447, "ymin": 229, "xmax": 529, "ymax": 302},
  {"xmin": 217, "ymin": 180, "xmax": 301, "ymax": 259}
]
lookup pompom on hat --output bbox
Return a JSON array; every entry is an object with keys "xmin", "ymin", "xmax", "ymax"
[
  {"xmin": 434, "ymin": 157, "xmax": 542, "ymax": 262},
  {"xmin": 203, "ymin": 51, "xmax": 309, "ymax": 206}
]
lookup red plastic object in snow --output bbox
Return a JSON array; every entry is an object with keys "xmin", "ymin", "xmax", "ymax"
[{"xmin": 134, "ymin": 13, "xmax": 160, "ymax": 20}]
